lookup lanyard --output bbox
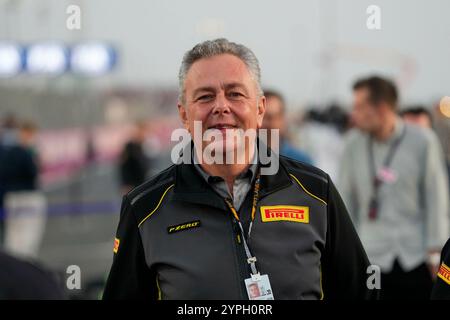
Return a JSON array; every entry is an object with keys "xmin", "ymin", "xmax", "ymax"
[
  {"xmin": 224, "ymin": 172, "xmax": 261, "ymax": 275},
  {"xmin": 367, "ymin": 125, "xmax": 406, "ymax": 219}
]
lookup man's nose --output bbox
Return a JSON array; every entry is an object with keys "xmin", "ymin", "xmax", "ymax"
[{"xmin": 212, "ymin": 93, "xmax": 231, "ymax": 115}]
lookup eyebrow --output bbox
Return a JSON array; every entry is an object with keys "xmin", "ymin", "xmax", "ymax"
[
  {"xmin": 192, "ymin": 86, "xmax": 216, "ymax": 99},
  {"xmin": 191, "ymin": 82, "xmax": 248, "ymax": 98},
  {"xmin": 224, "ymin": 82, "xmax": 248, "ymax": 94}
]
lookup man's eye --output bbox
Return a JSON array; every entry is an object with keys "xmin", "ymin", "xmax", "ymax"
[
  {"xmin": 197, "ymin": 95, "xmax": 214, "ymax": 101},
  {"xmin": 228, "ymin": 92, "xmax": 243, "ymax": 98}
]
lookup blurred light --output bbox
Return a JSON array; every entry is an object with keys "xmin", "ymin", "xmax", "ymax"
[
  {"xmin": 0, "ymin": 43, "xmax": 23, "ymax": 77},
  {"xmin": 439, "ymin": 96, "xmax": 450, "ymax": 118},
  {"xmin": 26, "ymin": 43, "xmax": 68, "ymax": 75},
  {"xmin": 70, "ymin": 43, "xmax": 116, "ymax": 75}
]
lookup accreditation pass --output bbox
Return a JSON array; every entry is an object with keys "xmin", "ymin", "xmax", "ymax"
[{"xmin": 244, "ymin": 273, "xmax": 274, "ymax": 300}]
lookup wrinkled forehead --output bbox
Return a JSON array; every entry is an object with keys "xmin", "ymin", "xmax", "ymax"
[{"xmin": 184, "ymin": 54, "xmax": 256, "ymax": 93}]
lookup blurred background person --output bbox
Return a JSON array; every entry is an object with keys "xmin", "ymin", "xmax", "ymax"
[
  {"xmin": 1, "ymin": 121, "xmax": 47, "ymax": 260},
  {"xmin": 0, "ymin": 114, "xmax": 20, "ymax": 242},
  {"xmin": 338, "ymin": 75, "xmax": 449, "ymax": 299},
  {"xmin": 262, "ymin": 89, "xmax": 313, "ymax": 164},
  {"xmin": 0, "ymin": 114, "xmax": 19, "ymax": 146},
  {"xmin": 400, "ymin": 106, "xmax": 433, "ymax": 129},
  {"xmin": 433, "ymin": 101, "xmax": 450, "ymax": 186},
  {"xmin": 298, "ymin": 104, "xmax": 350, "ymax": 180},
  {"xmin": 401, "ymin": 105, "xmax": 450, "ymax": 199},
  {"xmin": 118, "ymin": 121, "xmax": 152, "ymax": 195},
  {"xmin": 0, "ymin": 249, "xmax": 65, "ymax": 299}
]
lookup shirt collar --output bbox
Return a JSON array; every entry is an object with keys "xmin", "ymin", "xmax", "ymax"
[
  {"xmin": 192, "ymin": 142, "xmax": 259, "ymax": 184},
  {"xmin": 172, "ymin": 140, "xmax": 292, "ymax": 211}
]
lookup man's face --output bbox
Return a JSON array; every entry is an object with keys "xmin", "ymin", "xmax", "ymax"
[
  {"xmin": 262, "ymin": 96, "xmax": 285, "ymax": 133},
  {"xmin": 351, "ymin": 88, "xmax": 382, "ymax": 133},
  {"xmin": 19, "ymin": 128, "xmax": 36, "ymax": 146},
  {"xmin": 249, "ymin": 284, "xmax": 260, "ymax": 298},
  {"xmin": 178, "ymin": 54, "xmax": 265, "ymax": 157}
]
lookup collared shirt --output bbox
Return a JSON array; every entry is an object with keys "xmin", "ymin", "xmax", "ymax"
[
  {"xmin": 192, "ymin": 145, "xmax": 258, "ymax": 211},
  {"xmin": 338, "ymin": 117, "xmax": 450, "ymax": 272}
]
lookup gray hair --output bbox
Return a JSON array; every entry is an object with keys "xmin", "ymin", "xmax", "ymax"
[{"xmin": 178, "ymin": 38, "xmax": 263, "ymax": 103}]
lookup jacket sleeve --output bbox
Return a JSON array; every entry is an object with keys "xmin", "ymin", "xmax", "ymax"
[
  {"xmin": 102, "ymin": 195, "xmax": 158, "ymax": 300},
  {"xmin": 321, "ymin": 175, "xmax": 379, "ymax": 300},
  {"xmin": 431, "ymin": 238, "xmax": 450, "ymax": 300}
]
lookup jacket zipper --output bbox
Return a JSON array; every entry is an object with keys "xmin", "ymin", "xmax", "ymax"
[{"xmin": 228, "ymin": 213, "xmax": 250, "ymax": 299}]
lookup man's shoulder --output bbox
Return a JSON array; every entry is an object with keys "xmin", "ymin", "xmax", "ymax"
[
  {"xmin": 442, "ymin": 238, "xmax": 450, "ymax": 263},
  {"xmin": 431, "ymin": 238, "xmax": 450, "ymax": 299},
  {"xmin": 342, "ymin": 128, "xmax": 367, "ymax": 147},
  {"xmin": 404, "ymin": 123, "xmax": 440, "ymax": 147},
  {"xmin": 124, "ymin": 164, "xmax": 176, "ymax": 223},
  {"xmin": 280, "ymin": 155, "xmax": 329, "ymax": 204}
]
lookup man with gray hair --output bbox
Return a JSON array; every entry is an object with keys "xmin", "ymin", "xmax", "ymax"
[{"xmin": 103, "ymin": 38, "xmax": 375, "ymax": 300}]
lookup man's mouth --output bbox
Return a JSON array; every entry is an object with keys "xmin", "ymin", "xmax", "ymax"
[{"xmin": 208, "ymin": 124, "xmax": 238, "ymax": 130}]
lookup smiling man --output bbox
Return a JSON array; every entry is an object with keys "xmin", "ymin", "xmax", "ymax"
[
  {"xmin": 178, "ymin": 51, "xmax": 264, "ymax": 193},
  {"xmin": 103, "ymin": 39, "xmax": 376, "ymax": 300}
]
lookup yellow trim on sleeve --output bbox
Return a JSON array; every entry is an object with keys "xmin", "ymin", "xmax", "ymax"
[
  {"xmin": 319, "ymin": 264, "xmax": 324, "ymax": 300},
  {"xmin": 289, "ymin": 173, "xmax": 327, "ymax": 206},
  {"xmin": 138, "ymin": 184, "xmax": 174, "ymax": 228},
  {"xmin": 156, "ymin": 275, "xmax": 162, "ymax": 300}
]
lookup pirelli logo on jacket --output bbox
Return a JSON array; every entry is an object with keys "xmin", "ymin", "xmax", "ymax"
[
  {"xmin": 113, "ymin": 238, "xmax": 120, "ymax": 254},
  {"xmin": 437, "ymin": 263, "xmax": 450, "ymax": 285},
  {"xmin": 260, "ymin": 205, "xmax": 309, "ymax": 224}
]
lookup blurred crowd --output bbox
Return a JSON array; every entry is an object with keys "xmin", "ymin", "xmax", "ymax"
[{"xmin": 0, "ymin": 75, "xmax": 449, "ymax": 299}]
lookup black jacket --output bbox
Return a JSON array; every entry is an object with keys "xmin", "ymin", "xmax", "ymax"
[
  {"xmin": 0, "ymin": 144, "xmax": 38, "ymax": 207},
  {"xmin": 431, "ymin": 238, "xmax": 450, "ymax": 299},
  {"xmin": 0, "ymin": 251, "xmax": 65, "ymax": 299},
  {"xmin": 103, "ymin": 154, "xmax": 377, "ymax": 300}
]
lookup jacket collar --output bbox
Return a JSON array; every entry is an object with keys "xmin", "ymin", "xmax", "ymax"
[{"xmin": 172, "ymin": 140, "xmax": 292, "ymax": 210}]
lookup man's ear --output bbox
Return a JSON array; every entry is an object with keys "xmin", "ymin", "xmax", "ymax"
[
  {"xmin": 256, "ymin": 95, "xmax": 266, "ymax": 128},
  {"xmin": 178, "ymin": 103, "xmax": 190, "ymax": 131}
]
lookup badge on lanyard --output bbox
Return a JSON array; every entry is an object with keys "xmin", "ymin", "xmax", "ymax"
[
  {"xmin": 377, "ymin": 166, "xmax": 398, "ymax": 184},
  {"xmin": 368, "ymin": 126, "xmax": 406, "ymax": 221},
  {"xmin": 244, "ymin": 273, "xmax": 274, "ymax": 300},
  {"xmin": 224, "ymin": 172, "xmax": 275, "ymax": 300}
]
